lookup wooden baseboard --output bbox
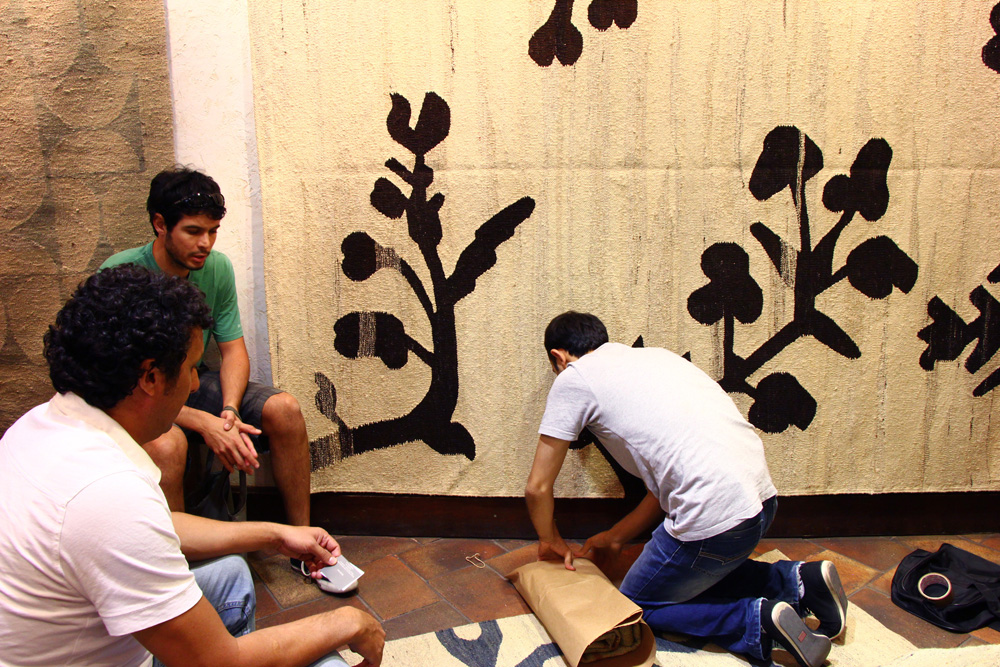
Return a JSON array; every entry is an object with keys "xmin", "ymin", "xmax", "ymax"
[{"xmin": 246, "ymin": 490, "xmax": 1000, "ymax": 539}]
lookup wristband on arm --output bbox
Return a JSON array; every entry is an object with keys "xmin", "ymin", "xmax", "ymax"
[{"xmin": 221, "ymin": 405, "xmax": 242, "ymax": 421}]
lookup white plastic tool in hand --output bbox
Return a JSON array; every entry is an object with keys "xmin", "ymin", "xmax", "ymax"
[{"xmin": 312, "ymin": 555, "xmax": 364, "ymax": 594}]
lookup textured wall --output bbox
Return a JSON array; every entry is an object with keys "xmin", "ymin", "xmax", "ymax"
[
  {"xmin": 0, "ymin": 0, "xmax": 174, "ymax": 433},
  {"xmin": 250, "ymin": 0, "xmax": 1000, "ymax": 498},
  {"xmin": 165, "ymin": 0, "xmax": 272, "ymax": 386}
]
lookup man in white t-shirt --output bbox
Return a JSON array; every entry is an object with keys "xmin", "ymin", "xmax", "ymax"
[
  {"xmin": 0, "ymin": 265, "xmax": 383, "ymax": 667},
  {"xmin": 525, "ymin": 311, "xmax": 848, "ymax": 667}
]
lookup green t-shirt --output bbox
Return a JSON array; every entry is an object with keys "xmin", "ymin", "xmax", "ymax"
[{"xmin": 101, "ymin": 242, "xmax": 244, "ymax": 352}]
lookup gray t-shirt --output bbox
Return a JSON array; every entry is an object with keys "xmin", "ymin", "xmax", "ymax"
[{"xmin": 539, "ymin": 342, "xmax": 777, "ymax": 541}]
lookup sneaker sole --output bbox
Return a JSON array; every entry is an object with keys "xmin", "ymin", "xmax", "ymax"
[
  {"xmin": 771, "ymin": 602, "xmax": 832, "ymax": 667},
  {"xmin": 819, "ymin": 561, "xmax": 848, "ymax": 640}
]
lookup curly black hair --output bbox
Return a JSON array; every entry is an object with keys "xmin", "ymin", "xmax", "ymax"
[{"xmin": 44, "ymin": 264, "xmax": 214, "ymax": 410}]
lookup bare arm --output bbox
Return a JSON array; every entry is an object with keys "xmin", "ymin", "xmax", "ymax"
[
  {"xmin": 525, "ymin": 434, "xmax": 577, "ymax": 570},
  {"xmin": 217, "ymin": 337, "xmax": 250, "ymax": 415},
  {"xmin": 135, "ymin": 596, "xmax": 384, "ymax": 667},
  {"xmin": 172, "ymin": 514, "xmax": 337, "ymax": 574},
  {"xmin": 172, "ymin": 337, "xmax": 260, "ymax": 473},
  {"xmin": 575, "ymin": 490, "xmax": 663, "ymax": 566}
]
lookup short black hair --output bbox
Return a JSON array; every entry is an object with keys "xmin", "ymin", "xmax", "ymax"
[
  {"xmin": 544, "ymin": 311, "xmax": 609, "ymax": 362},
  {"xmin": 147, "ymin": 166, "xmax": 226, "ymax": 234},
  {"xmin": 44, "ymin": 265, "xmax": 214, "ymax": 411}
]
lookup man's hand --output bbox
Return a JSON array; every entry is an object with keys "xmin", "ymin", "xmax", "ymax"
[
  {"xmin": 344, "ymin": 607, "xmax": 386, "ymax": 667},
  {"xmin": 538, "ymin": 536, "xmax": 577, "ymax": 571},
  {"xmin": 575, "ymin": 530, "xmax": 623, "ymax": 571},
  {"xmin": 201, "ymin": 412, "xmax": 260, "ymax": 474},
  {"xmin": 276, "ymin": 525, "xmax": 341, "ymax": 577}
]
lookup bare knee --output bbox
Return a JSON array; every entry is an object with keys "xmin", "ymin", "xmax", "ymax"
[
  {"xmin": 261, "ymin": 392, "xmax": 305, "ymax": 436},
  {"xmin": 143, "ymin": 425, "xmax": 188, "ymax": 477}
]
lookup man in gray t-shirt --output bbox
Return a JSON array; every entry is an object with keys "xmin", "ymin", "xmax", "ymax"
[{"xmin": 525, "ymin": 311, "xmax": 847, "ymax": 667}]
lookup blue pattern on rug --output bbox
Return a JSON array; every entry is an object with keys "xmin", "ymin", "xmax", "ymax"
[{"xmin": 437, "ymin": 620, "xmax": 562, "ymax": 666}]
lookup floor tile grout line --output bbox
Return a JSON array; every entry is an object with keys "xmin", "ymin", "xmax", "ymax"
[{"xmin": 255, "ymin": 534, "xmax": 1000, "ymax": 644}]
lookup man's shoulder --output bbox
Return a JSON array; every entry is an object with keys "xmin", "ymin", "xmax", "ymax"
[
  {"xmin": 200, "ymin": 249, "xmax": 235, "ymax": 278},
  {"xmin": 101, "ymin": 242, "xmax": 156, "ymax": 270}
]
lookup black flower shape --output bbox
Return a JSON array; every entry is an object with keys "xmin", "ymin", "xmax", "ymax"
[
  {"xmin": 688, "ymin": 243, "xmax": 763, "ymax": 325},
  {"xmin": 386, "ymin": 92, "xmax": 450, "ymax": 156},
  {"xmin": 588, "ymin": 0, "xmax": 637, "ymax": 31},
  {"xmin": 747, "ymin": 373, "xmax": 817, "ymax": 433},
  {"xmin": 844, "ymin": 236, "xmax": 917, "ymax": 299},
  {"xmin": 370, "ymin": 178, "xmax": 407, "ymax": 219},
  {"xmin": 917, "ymin": 297, "xmax": 974, "ymax": 370},
  {"xmin": 749, "ymin": 127, "xmax": 823, "ymax": 202},
  {"xmin": 334, "ymin": 311, "xmax": 409, "ymax": 369},
  {"xmin": 341, "ymin": 232, "xmax": 399, "ymax": 282},
  {"xmin": 964, "ymin": 286, "xmax": 1000, "ymax": 374},
  {"xmin": 314, "ymin": 371, "xmax": 337, "ymax": 421},
  {"xmin": 983, "ymin": 3, "xmax": 1000, "ymax": 73},
  {"xmin": 529, "ymin": 0, "xmax": 583, "ymax": 67},
  {"xmin": 822, "ymin": 139, "xmax": 892, "ymax": 221}
]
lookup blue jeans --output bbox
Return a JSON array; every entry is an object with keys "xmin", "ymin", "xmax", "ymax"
[
  {"xmin": 153, "ymin": 555, "xmax": 348, "ymax": 667},
  {"xmin": 619, "ymin": 496, "xmax": 802, "ymax": 662}
]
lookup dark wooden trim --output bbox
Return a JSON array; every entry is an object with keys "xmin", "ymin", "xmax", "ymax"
[{"xmin": 246, "ymin": 489, "xmax": 1000, "ymax": 539}]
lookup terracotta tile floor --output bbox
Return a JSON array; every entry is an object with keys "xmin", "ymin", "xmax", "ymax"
[{"xmin": 249, "ymin": 533, "xmax": 1000, "ymax": 650}]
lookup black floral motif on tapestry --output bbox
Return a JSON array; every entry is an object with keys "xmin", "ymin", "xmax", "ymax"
[
  {"xmin": 919, "ymin": 264, "xmax": 1000, "ymax": 396},
  {"xmin": 688, "ymin": 126, "xmax": 917, "ymax": 433},
  {"xmin": 983, "ymin": 3, "xmax": 1000, "ymax": 73},
  {"xmin": 530, "ymin": 0, "xmax": 637, "ymax": 67},
  {"xmin": 310, "ymin": 93, "xmax": 535, "ymax": 467}
]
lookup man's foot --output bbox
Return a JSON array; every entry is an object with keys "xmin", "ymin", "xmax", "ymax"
[
  {"xmin": 761, "ymin": 600, "xmax": 832, "ymax": 667},
  {"xmin": 800, "ymin": 561, "xmax": 849, "ymax": 639}
]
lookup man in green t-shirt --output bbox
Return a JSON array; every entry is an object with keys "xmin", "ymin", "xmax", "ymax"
[{"xmin": 102, "ymin": 167, "xmax": 310, "ymax": 528}]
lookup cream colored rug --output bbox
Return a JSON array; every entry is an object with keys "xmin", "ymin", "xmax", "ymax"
[
  {"xmin": 343, "ymin": 550, "xmax": 999, "ymax": 666},
  {"xmin": 342, "ymin": 610, "xmax": 998, "ymax": 667}
]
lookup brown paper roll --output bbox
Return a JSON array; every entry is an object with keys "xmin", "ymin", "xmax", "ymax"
[{"xmin": 509, "ymin": 559, "xmax": 656, "ymax": 667}]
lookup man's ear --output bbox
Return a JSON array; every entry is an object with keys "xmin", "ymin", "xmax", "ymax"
[
  {"xmin": 549, "ymin": 349, "xmax": 571, "ymax": 372},
  {"xmin": 152, "ymin": 213, "xmax": 167, "ymax": 238},
  {"xmin": 135, "ymin": 359, "xmax": 160, "ymax": 397}
]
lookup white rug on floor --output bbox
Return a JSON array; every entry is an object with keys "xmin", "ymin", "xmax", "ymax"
[
  {"xmin": 344, "ymin": 549, "xmax": 999, "ymax": 666},
  {"xmin": 342, "ymin": 607, "xmax": 998, "ymax": 666}
]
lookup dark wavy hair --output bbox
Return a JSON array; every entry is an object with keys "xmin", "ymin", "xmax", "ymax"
[
  {"xmin": 147, "ymin": 166, "xmax": 226, "ymax": 234},
  {"xmin": 44, "ymin": 265, "xmax": 214, "ymax": 410},
  {"xmin": 544, "ymin": 311, "xmax": 609, "ymax": 362}
]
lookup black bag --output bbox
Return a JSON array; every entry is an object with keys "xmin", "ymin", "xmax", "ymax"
[
  {"xmin": 184, "ymin": 450, "xmax": 247, "ymax": 521},
  {"xmin": 890, "ymin": 543, "xmax": 1000, "ymax": 633}
]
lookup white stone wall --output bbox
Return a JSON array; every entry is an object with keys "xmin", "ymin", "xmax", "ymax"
[{"xmin": 164, "ymin": 0, "xmax": 270, "ymax": 384}]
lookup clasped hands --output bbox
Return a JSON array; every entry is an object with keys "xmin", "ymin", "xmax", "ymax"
[{"xmin": 201, "ymin": 408, "xmax": 261, "ymax": 474}]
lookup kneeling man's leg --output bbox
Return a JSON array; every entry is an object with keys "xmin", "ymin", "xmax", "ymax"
[{"xmin": 190, "ymin": 554, "xmax": 255, "ymax": 636}]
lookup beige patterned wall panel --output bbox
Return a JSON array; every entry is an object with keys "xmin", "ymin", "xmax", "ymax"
[
  {"xmin": 250, "ymin": 0, "xmax": 1000, "ymax": 497},
  {"xmin": 0, "ymin": 0, "xmax": 173, "ymax": 433}
]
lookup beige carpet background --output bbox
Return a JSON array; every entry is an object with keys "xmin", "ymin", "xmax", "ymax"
[{"xmin": 248, "ymin": 1, "xmax": 1000, "ymax": 497}]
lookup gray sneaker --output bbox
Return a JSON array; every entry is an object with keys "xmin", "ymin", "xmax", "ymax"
[{"xmin": 761, "ymin": 600, "xmax": 832, "ymax": 667}]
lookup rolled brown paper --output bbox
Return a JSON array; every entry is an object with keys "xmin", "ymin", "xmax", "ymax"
[{"xmin": 917, "ymin": 572, "xmax": 953, "ymax": 608}]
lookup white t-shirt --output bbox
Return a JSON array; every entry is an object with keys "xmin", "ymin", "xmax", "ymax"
[
  {"xmin": 0, "ymin": 393, "xmax": 203, "ymax": 667},
  {"xmin": 539, "ymin": 343, "xmax": 777, "ymax": 541}
]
